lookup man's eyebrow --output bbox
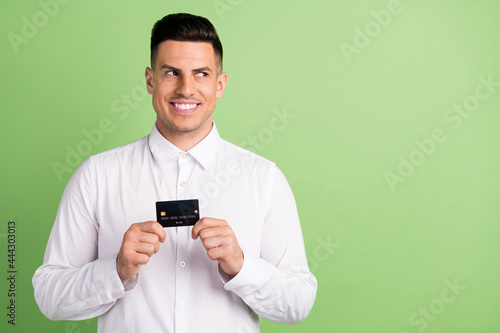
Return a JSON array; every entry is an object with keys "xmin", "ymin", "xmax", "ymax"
[
  {"xmin": 159, "ymin": 64, "xmax": 213, "ymax": 73},
  {"xmin": 159, "ymin": 64, "xmax": 181, "ymax": 72},
  {"xmin": 193, "ymin": 66, "xmax": 213, "ymax": 73}
]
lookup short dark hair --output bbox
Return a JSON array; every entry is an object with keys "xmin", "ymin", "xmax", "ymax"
[{"xmin": 150, "ymin": 13, "xmax": 223, "ymax": 72}]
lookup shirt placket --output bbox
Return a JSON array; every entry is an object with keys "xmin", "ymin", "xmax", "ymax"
[{"xmin": 174, "ymin": 151, "xmax": 194, "ymax": 332}]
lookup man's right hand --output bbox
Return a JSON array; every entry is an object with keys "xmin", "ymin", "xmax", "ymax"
[{"xmin": 116, "ymin": 221, "xmax": 166, "ymax": 282}]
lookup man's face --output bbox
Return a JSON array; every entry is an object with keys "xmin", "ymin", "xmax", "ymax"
[{"xmin": 146, "ymin": 40, "xmax": 227, "ymax": 139}]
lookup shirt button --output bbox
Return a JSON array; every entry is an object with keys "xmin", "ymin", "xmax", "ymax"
[
  {"xmin": 180, "ymin": 181, "xmax": 186, "ymax": 187},
  {"xmin": 180, "ymin": 301, "xmax": 185, "ymax": 308},
  {"xmin": 111, "ymin": 293, "xmax": 118, "ymax": 299},
  {"xmin": 179, "ymin": 261, "xmax": 186, "ymax": 267},
  {"xmin": 182, "ymin": 153, "xmax": 188, "ymax": 159}
]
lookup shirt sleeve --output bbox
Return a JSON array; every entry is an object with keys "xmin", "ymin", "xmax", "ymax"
[
  {"xmin": 32, "ymin": 157, "xmax": 134, "ymax": 321},
  {"xmin": 223, "ymin": 164, "xmax": 318, "ymax": 324}
]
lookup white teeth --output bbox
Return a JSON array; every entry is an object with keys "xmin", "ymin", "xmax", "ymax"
[{"xmin": 174, "ymin": 103, "xmax": 197, "ymax": 110}]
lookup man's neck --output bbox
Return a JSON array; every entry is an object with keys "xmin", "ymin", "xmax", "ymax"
[{"xmin": 155, "ymin": 121, "xmax": 213, "ymax": 152}]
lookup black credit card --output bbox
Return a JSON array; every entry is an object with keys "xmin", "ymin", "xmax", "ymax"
[{"xmin": 156, "ymin": 199, "xmax": 199, "ymax": 228}]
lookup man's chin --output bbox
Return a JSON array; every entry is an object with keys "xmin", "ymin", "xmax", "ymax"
[
  {"xmin": 171, "ymin": 126, "xmax": 199, "ymax": 134},
  {"xmin": 157, "ymin": 118, "xmax": 208, "ymax": 135}
]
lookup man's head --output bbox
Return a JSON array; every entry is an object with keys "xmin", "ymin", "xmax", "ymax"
[
  {"xmin": 150, "ymin": 13, "xmax": 223, "ymax": 74},
  {"xmin": 146, "ymin": 13, "xmax": 227, "ymax": 150}
]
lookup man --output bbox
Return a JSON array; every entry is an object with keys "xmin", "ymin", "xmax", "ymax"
[{"xmin": 33, "ymin": 13, "xmax": 317, "ymax": 332}]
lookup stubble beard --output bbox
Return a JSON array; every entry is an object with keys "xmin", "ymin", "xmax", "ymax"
[{"xmin": 157, "ymin": 109, "xmax": 213, "ymax": 138}]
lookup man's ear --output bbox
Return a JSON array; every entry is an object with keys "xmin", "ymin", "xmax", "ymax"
[
  {"xmin": 216, "ymin": 72, "xmax": 228, "ymax": 99},
  {"xmin": 145, "ymin": 67, "xmax": 154, "ymax": 95}
]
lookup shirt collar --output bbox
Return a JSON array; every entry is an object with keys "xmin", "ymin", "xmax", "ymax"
[{"xmin": 148, "ymin": 122, "xmax": 220, "ymax": 169}]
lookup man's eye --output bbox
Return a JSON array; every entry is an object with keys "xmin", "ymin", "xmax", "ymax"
[
  {"xmin": 166, "ymin": 70, "xmax": 177, "ymax": 76},
  {"xmin": 195, "ymin": 72, "xmax": 207, "ymax": 77}
]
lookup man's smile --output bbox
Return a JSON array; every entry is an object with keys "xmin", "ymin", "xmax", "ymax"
[{"xmin": 169, "ymin": 101, "xmax": 200, "ymax": 114}]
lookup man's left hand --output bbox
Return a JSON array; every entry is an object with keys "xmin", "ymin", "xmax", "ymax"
[{"xmin": 191, "ymin": 217, "xmax": 243, "ymax": 277}]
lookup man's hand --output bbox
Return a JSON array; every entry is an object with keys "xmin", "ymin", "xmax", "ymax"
[
  {"xmin": 191, "ymin": 217, "xmax": 244, "ymax": 277},
  {"xmin": 116, "ymin": 221, "xmax": 166, "ymax": 282}
]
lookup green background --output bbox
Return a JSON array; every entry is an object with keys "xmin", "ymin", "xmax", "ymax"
[{"xmin": 1, "ymin": 0, "xmax": 499, "ymax": 332}]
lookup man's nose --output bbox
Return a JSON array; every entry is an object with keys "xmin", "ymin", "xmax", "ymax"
[{"xmin": 176, "ymin": 76, "xmax": 195, "ymax": 96}]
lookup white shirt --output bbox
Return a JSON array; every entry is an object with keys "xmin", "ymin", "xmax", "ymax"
[{"xmin": 33, "ymin": 123, "xmax": 317, "ymax": 332}]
